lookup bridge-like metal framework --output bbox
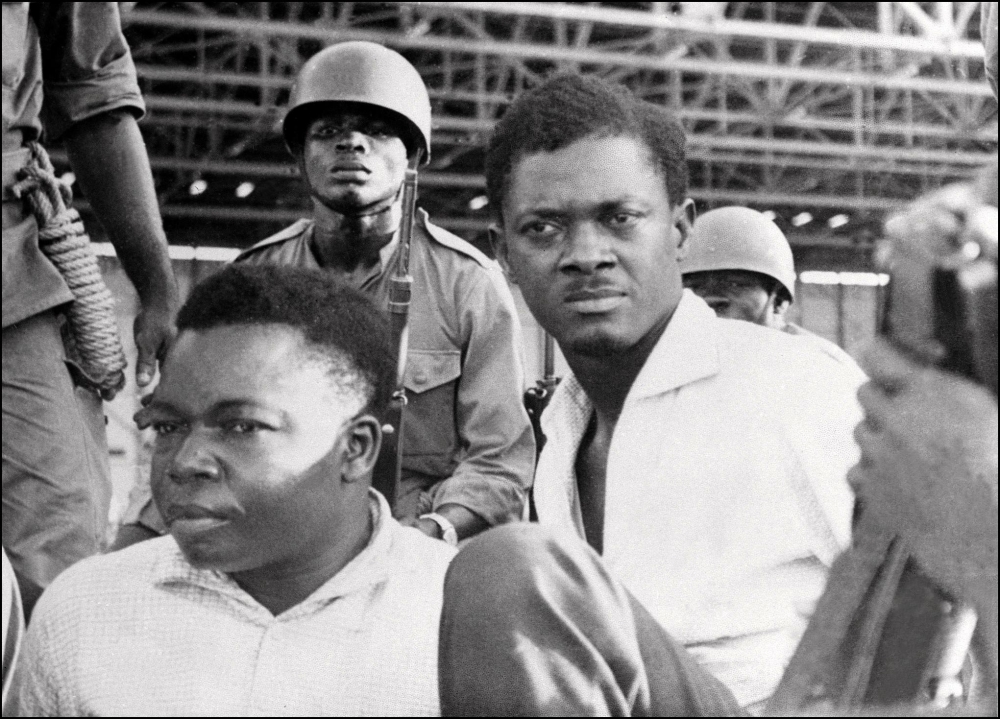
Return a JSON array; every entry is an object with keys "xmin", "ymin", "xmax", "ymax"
[{"xmin": 70, "ymin": 2, "xmax": 997, "ymax": 264}]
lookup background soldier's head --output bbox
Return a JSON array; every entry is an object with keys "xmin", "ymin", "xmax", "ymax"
[
  {"xmin": 681, "ymin": 207, "xmax": 797, "ymax": 329},
  {"xmin": 485, "ymin": 74, "xmax": 693, "ymax": 359},
  {"xmin": 283, "ymin": 42, "xmax": 431, "ymax": 215}
]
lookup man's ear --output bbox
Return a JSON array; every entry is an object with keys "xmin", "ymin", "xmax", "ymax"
[
  {"xmin": 340, "ymin": 415, "xmax": 382, "ymax": 484},
  {"xmin": 673, "ymin": 199, "xmax": 696, "ymax": 262},
  {"xmin": 771, "ymin": 292, "xmax": 792, "ymax": 320},
  {"xmin": 488, "ymin": 223, "xmax": 517, "ymax": 286}
]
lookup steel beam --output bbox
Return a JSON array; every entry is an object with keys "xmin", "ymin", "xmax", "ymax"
[
  {"xmin": 134, "ymin": 65, "xmax": 999, "ymax": 143},
  {"xmin": 133, "ymin": 95, "xmax": 994, "ymax": 165},
  {"xmin": 403, "ymin": 2, "xmax": 986, "ymax": 57},
  {"xmin": 122, "ymin": 10, "xmax": 993, "ymax": 97}
]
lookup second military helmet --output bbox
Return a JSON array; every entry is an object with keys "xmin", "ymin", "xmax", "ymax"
[
  {"xmin": 681, "ymin": 206, "xmax": 797, "ymax": 301},
  {"xmin": 283, "ymin": 41, "xmax": 432, "ymax": 163}
]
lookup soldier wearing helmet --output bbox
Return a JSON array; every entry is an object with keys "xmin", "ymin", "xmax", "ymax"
[
  {"xmin": 119, "ymin": 42, "xmax": 534, "ymax": 547},
  {"xmin": 681, "ymin": 206, "xmax": 860, "ymax": 369}
]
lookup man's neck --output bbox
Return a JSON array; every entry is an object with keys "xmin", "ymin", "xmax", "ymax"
[
  {"xmin": 565, "ymin": 306, "xmax": 675, "ymax": 428},
  {"xmin": 310, "ymin": 198, "xmax": 402, "ymax": 274},
  {"xmin": 229, "ymin": 503, "xmax": 374, "ymax": 617}
]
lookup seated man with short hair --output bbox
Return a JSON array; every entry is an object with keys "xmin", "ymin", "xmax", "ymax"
[
  {"xmin": 11, "ymin": 265, "xmax": 455, "ymax": 717},
  {"xmin": 439, "ymin": 73, "xmax": 864, "ymax": 716}
]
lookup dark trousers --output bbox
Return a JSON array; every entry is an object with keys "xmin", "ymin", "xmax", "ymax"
[
  {"xmin": 2, "ymin": 310, "xmax": 110, "ymax": 617},
  {"xmin": 439, "ymin": 524, "xmax": 744, "ymax": 717}
]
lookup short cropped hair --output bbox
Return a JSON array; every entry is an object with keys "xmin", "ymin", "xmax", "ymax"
[
  {"xmin": 177, "ymin": 264, "xmax": 395, "ymax": 416},
  {"xmin": 486, "ymin": 74, "xmax": 688, "ymax": 216}
]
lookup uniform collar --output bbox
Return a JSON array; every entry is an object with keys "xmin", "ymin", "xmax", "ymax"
[
  {"xmin": 297, "ymin": 221, "xmax": 401, "ymax": 286},
  {"xmin": 152, "ymin": 490, "xmax": 399, "ymax": 622}
]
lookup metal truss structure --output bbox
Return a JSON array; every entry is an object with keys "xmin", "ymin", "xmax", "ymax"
[{"xmin": 73, "ymin": 2, "xmax": 997, "ymax": 263}]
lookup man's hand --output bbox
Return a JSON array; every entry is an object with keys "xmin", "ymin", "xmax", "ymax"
[
  {"xmin": 849, "ymin": 337, "xmax": 998, "ymax": 604},
  {"xmin": 133, "ymin": 302, "xmax": 177, "ymax": 388},
  {"xmin": 399, "ymin": 516, "xmax": 442, "ymax": 539},
  {"xmin": 64, "ymin": 111, "xmax": 179, "ymax": 389},
  {"xmin": 398, "ymin": 504, "xmax": 488, "ymax": 542}
]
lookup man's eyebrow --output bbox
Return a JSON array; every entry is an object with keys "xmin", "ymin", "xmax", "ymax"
[
  {"xmin": 144, "ymin": 399, "xmax": 266, "ymax": 416},
  {"xmin": 516, "ymin": 198, "xmax": 644, "ymax": 220},
  {"xmin": 143, "ymin": 398, "xmax": 183, "ymax": 415},
  {"xmin": 208, "ymin": 399, "xmax": 281, "ymax": 416},
  {"xmin": 514, "ymin": 207, "xmax": 567, "ymax": 221}
]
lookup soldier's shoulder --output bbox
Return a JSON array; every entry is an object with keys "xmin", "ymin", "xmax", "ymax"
[
  {"xmin": 235, "ymin": 219, "xmax": 313, "ymax": 262},
  {"xmin": 418, "ymin": 210, "xmax": 495, "ymax": 271}
]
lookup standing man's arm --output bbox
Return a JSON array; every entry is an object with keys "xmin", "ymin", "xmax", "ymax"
[
  {"xmin": 416, "ymin": 268, "xmax": 536, "ymax": 540},
  {"xmin": 63, "ymin": 112, "xmax": 178, "ymax": 386},
  {"xmin": 36, "ymin": 2, "xmax": 178, "ymax": 387}
]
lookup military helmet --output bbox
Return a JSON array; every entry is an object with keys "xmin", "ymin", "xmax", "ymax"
[
  {"xmin": 283, "ymin": 41, "xmax": 432, "ymax": 163},
  {"xmin": 681, "ymin": 206, "xmax": 797, "ymax": 301}
]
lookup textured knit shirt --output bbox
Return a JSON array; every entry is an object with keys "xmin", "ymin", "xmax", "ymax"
[
  {"xmin": 533, "ymin": 291, "xmax": 866, "ymax": 709},
  {"xmin": 12, "ymin": 491, "xmax": 456, "ymax": 717}
]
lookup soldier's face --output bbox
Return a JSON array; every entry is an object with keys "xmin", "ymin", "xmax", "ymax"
[
  {"xmin": 302, "ymin": 110, "xmax": 409, "ymax": 213},
  {"xmin": 683, "ymin": 270, "xmax": 782, "ymax": 327},
  {"xmin": 144, "ymin": 325, "xmax": 370, "ymax": 576},
  {"xmin": 494, "ymin": 134, "xmax": 690, "ymax": 358}
]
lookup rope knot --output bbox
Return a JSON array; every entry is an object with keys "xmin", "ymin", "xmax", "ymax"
[{"xmin": 14, "ymin": 142, "xmax": 127, "ymax": 400}]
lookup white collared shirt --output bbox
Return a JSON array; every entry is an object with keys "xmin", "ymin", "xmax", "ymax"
[
  {"xmin": 13, "ymin": 491, "xmax": 455, "ymax": 717},
  {"xmin": 534, "ymin": 291, "xmax": 866, "ymax": 709}
]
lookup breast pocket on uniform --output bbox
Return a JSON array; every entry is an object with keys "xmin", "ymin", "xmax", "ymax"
[{"xmin": 401, "ymin": 349, "xmax": 462, "ymax": 477}]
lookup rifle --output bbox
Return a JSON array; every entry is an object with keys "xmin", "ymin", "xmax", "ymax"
[
  {"xmin": 371, "ymin": 154, "xmax": 421, "ymax": 510},
  {"xmin": 524, "ymin": 332, "xmax": 560, "ymax": 456},
  {"xmin": 770, "ymin": 182, "xmax": 998, "ymax": 714},
  {"xmin": 524, "ymin": 332, "xmax": 560, "ymax": 522}
]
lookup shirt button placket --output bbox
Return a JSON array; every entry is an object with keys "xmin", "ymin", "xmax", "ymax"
[{"xmin": 248, "ymin": 620, "xmax": 285, "ymax": 716}]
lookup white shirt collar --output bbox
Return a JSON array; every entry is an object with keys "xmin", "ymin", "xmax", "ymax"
[{"xmin": 542, "ymin": 290, "xmax": 721, "ymax": 436}]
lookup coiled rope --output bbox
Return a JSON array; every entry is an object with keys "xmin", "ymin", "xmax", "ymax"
[{"xmin": 12, "ymin": 142, "xmax": 127, "ymax": 400}]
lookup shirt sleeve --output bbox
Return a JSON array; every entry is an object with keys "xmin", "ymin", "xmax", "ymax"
[
  {"xmin": 8, "ymin": 591, "xmax": 68, "ymax": 717},
  {"xmin": 430, "ymin": 268, "xmax": 536, "ymax": 525},
  {"xmin": 32, "ymin": 2, "xmax": 145, "ymax": 142}
]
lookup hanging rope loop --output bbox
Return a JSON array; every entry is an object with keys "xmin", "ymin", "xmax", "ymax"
[{"xmin": 12, "ymin": 142, "xmax": 127, "ymax": 400}]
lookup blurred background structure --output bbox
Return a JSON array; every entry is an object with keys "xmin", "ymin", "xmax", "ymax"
[
  {"xmin": 58, "ymin": 2, "xmax": 995, "ymax": 527},
  {"xmin": 63, "ymin": 2, "xmax": 996, "ymax": 262}
]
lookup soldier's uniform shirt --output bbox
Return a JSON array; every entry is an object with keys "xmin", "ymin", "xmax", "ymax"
[
  {"xmin": 3, "ymin": 1, "xmax": 145, "ymax": 328},
  {"xmin": 11, "ymin": 491, "xmax": 456, "ymax": 717},
  {"xmin": 2, "ymin": 2, "xmax": 144, "ymax": 606},
  {"xmin": 237, "ymin": 210, "xmax": 535, "ymax": 525},
  {"xmin": 533, "ymin": 291, "xmax": 865, "ymax": 709}
]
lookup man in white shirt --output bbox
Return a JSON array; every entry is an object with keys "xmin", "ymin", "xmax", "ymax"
[
  {"xmin": 439, "ymin": 74, "xmax": 863, "ymax": 715},
  {"xmin": 12, "ymin": 265, "xmax": 455, "ymax": 717}
]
